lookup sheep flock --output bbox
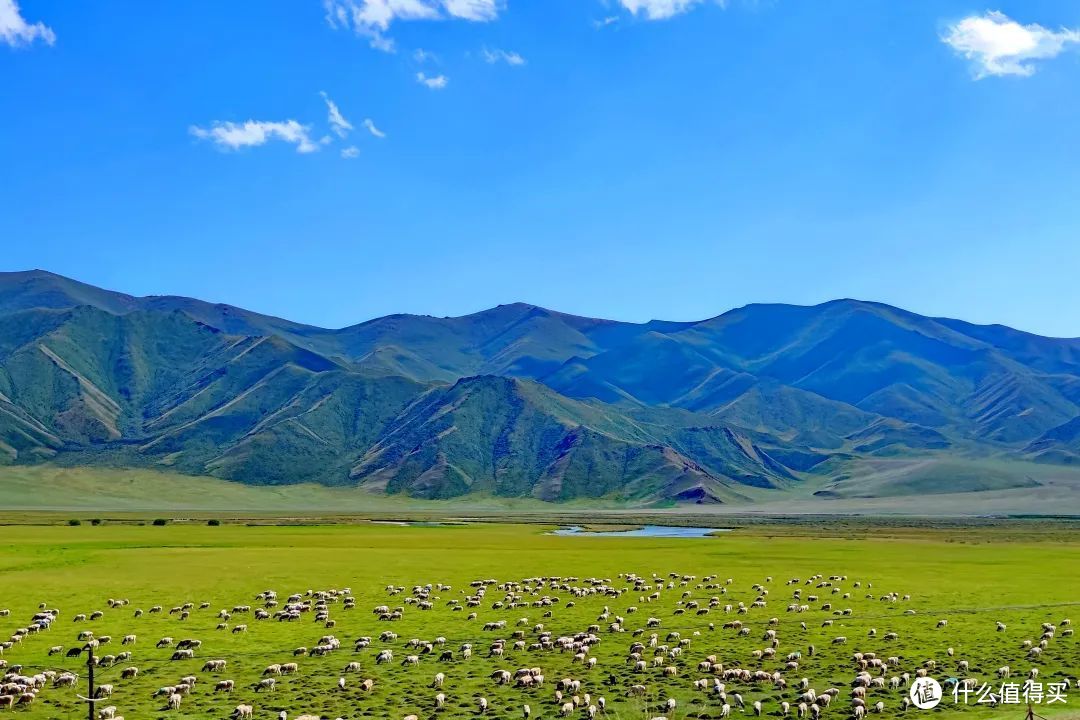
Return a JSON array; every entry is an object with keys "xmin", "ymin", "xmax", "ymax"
[
  {"xmin": 1, "ymin": 566, "xmax": 1076, "ymax": 719},
  {"xmin": 2, "ymin": 520, "xmax": 1080, "ymax": 716}
]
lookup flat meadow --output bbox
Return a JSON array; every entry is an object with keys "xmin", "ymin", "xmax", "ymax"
[{"xmin": 0, "ymin": 520, "xmax": 1078, "ymax": 720}]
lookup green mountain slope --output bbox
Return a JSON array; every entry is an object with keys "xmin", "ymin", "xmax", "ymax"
[
  {"xmin": 349, "ymin": 376, "xmax": 778, "ymax": 502},
  {"xmin": 2, "ymin": 270, "xmax": 1080, "ymax": 506},
  {"xmin": 545, "ymin": 300, "xmax": 1080, "ymax": 446},
  {"xmin": 1022, "ymin": 415, "xmax": 1080, "ymax": 464}
]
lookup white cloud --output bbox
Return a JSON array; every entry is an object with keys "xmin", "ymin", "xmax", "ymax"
[
  {"xmin": 619, "ymin": 0, "xmax": 717, "ymax": 21},
  {"xmin": 190, "ymin": 120, "xmax": 320, "ymax": 154},
  {"xmin": 593, "ymin": 15, "xmax": 619, "ymax": 29},
  {"xmin": 482, "ymin": 47, "xmax": 525, "ymax": 65},
  {"xmin": 341, "ymin": 145, "xmax": 361, "ymax": 159},
  {"xmin": 363, "ymin": 118, "xmax": 387, "ymax": 138},
  {"xmin": 943, "ymin": 11, "xmax": 1080, "ymax": 78},
  {"xmin": 324, "ymin": 0, "xmax": 501, "ymax": 53},
  {"xmin": 416, "ymin": 71, "xmax": 448, "ymax": 89},
  {"xmin": 320, "ymin": 91, "xmax": 354, "ymax": 138},
  {"xmin": 442, "ymin": 0, "xmax": 499, "ymax": 21},
  {"xmin": 0, "ymin": 0, "xmax": 55, "ymax": 47}
]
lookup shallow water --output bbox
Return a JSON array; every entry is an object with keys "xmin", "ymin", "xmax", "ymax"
[{"xmin": 550, "ymin": 524, "xmax": 729, "ymax": 537}]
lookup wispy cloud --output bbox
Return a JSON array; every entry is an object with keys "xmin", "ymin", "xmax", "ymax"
[
  {"xmin": 481, "ymin": 47, "xmax": 525, "ymax": 65},
  {"xmin": 413, "ymin": 48, "xmax": 439, "ymax": 63},
  {"xmin": 189, "ymin": 120, "xmax": 320, "ymax": 154},
  {"xmin": 320, "ymin": 91, "xmax": 354, "ymax": 138},
  {"xmin": 341, "ymin": 146, "xmax": 361, "ymax": 159},
  {"xmin": 324, "ymin": 0, "xmax": 438, "ymax": 52},
  {"xmin": 324, "ymin": 0, "xmax": 502, "ymax": 53},
  {"xmin": 618, "ymin": 0, "xmax": 720, "ymax": 21},
  {"xmin": 593, "ymin": 15, "xmax": 619, "ymax": 29},
  {"xmin": 942, "ymin": 10, "xmax": 1080, "ymax": 78},
  {"xmin": 416, "ymin": 71, "xmax": 449, "ymax": 89},
  {"xmin": 0, "ymin": 0, "xmax": 55, "ymax": 47},
  {"xmin": 363, "ymin": 118, "xmax": 387, "ymax": 138}
]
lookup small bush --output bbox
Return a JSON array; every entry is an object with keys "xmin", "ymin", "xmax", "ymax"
[
  {"xmin": 68, "ymin": 519, "xmax": 81, "ymax": 526},
  {"xmin": 152, "ymin": 518, "xmax": 168, "ymax": 526},
  {"xmin": 90, "ymin": 518, "xmax": 102, "ymax": 526},
  {"xmin": 207, "ymin": 519, "xmax": 221, "ymax": 526}
]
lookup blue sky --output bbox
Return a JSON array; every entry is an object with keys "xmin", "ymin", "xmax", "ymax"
[{"xmin": 3, "ymin": 1, "xmax": 1080, "ymax": 336}]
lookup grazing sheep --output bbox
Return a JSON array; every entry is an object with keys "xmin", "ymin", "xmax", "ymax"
[
  {"xmin": 54, "ymin": 673, "xmax": 79, "ymax": 688},
  {"xmin": 0, "ymin": 572, "xmax": 1006, "ymax": 720}
]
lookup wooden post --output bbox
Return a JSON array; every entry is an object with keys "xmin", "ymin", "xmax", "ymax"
[{"xmin": 86, "ymin": 647, "xmax": 95, "ymax": 720}]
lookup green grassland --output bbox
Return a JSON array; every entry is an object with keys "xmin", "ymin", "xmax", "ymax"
[
  {"xmin": 0, "ymin": 465, "xmax": 623, "ymax": 513},
  {"xmin": 0, "ymin": 523, "xmax": 1078, "ymax": 720},
  {"xmin": 4, "ymin": 462, "xmax": 1080, "ymax": 516}
]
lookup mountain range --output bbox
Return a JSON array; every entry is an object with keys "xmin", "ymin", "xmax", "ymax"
[{"xmin": 3, "ymin": 269, "xmax": 1080, "ymax": 505}]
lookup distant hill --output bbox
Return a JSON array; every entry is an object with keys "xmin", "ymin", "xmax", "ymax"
[{"xmin": 3, "ymin": 269, "xmax": 1080, "ymax": 506}]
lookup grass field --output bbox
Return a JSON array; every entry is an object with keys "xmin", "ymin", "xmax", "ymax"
[
  {"xmin": 0, "ymin": 522, "xmax": 1078, "ymax": 720},
  {"xmin": 5, "ymin": 463, "xmax": 1080, "ymax": 517},
  {"xmin": 0, "ymin": 466, "xmax": 626, "ymax": 513}
]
